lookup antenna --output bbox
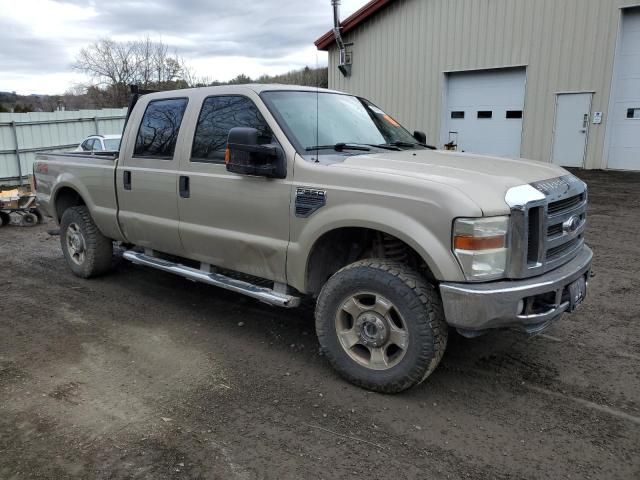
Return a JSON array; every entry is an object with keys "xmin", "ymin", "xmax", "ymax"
[{"xmin": 316, "ymin": 50, "xmax": 320, "ymax": 163}]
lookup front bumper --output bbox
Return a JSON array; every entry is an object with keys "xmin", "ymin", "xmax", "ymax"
[{"xmin": 439, "ymin": 245, "xmax": 592, "ymax": 334}]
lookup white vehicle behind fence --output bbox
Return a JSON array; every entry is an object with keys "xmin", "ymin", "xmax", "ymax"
[{"xmin": 74, "ymin": 134, "xmax": 122, "ymax": 153}]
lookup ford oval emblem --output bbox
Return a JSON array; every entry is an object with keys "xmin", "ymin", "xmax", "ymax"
[{"xmin": 562, "ymin": 215, "xmax": 581, "ymax": 234}]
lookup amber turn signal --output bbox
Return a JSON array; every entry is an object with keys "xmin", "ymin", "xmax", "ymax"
[{"xmin": 454, "ymin": 235, "xmax": 505, "ymax": 251}]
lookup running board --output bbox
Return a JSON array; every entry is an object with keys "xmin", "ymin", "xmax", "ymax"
[{"xmin": 122, "ymin": 251, "xmax": 301, "ymax": 308}]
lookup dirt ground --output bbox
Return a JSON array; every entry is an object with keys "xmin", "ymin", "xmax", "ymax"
[{"xmin": 0, "ymin": 170, "xmax": 638, "ymax": 480}]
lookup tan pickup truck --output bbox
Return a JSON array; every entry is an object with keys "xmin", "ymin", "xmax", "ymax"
[{"xmin": 34, "ymin": 84, "xmax": 592, "ymax": 393}]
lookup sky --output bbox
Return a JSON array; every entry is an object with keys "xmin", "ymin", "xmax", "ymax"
[{"xmin": 0, "ymin": 0, "xmax": 368, "ymax": 95}]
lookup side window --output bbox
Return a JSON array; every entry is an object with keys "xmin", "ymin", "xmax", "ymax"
[
  {"xmin": 95, "ymin": 140, "xmax": 105, "ymax": 151},
  {"xmin": 81, "ymin": 139, "xmax": 93, "ymax": 151},
  {"xmin": 134, "ymin": 98, "xmax": 188, "ymax": 159},
  {"xmin": 191, "ymin": 96, "xmax": 272, "ymax": 163}
]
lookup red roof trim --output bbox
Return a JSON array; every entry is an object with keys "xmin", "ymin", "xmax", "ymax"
[{"xmin": 314, "ymin": 0, "xmax": 395, "ymax": 51}]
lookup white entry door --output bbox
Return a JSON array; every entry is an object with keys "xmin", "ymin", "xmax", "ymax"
[{"xmin": 552, "ymin": 93, "xmax": 592, "ymax": 168}]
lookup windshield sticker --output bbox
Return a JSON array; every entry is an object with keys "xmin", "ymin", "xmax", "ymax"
[{"xmin": 383, "ymin": 114, "xmax": 401, "ymax": 128}]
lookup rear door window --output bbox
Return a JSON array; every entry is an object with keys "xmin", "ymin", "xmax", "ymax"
[
  {"xmin": 191, "ymin": 96, "xmax": 273, "ymax": 163},
  {"xmin": 134, "ymin": 98, "xmax": 188, "ymax": 159}
]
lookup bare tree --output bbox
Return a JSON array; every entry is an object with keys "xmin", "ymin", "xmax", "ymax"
[
  {"xmin": 68, "ymin": 38, "xmax": 329, "ymax": 110},
  {"xmin": 74, "ymin": 37, "xmax": 191, "ymax": 107}
]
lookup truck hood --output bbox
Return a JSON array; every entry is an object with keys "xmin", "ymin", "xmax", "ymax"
[{"xmin": 333, "ymin": 149, "xmax": 568, "ymax": 215}]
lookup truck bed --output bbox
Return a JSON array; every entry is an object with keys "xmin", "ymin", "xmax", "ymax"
[{"xmin": 34, "ymin": 151, "xmax": 124, "ymax": 241}]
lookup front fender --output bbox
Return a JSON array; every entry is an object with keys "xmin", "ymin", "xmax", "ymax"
[{"xmin": 286, "ymin": 203, "xmax": 467, "ymax": 293}]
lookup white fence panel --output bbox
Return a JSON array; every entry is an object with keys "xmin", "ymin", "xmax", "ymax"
[{"xmin": 0, "ymin": 108, "xmax": 127, "ymax": 184}]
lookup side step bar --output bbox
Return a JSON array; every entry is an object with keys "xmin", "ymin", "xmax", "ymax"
[{"xmin": 122, "ymin": 251, "xmax": 301, "ymax": 308}]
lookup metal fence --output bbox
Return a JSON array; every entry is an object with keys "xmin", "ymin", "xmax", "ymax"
[{"xmin": 0, "ymin": 108, "xmax": 127, "ymax": 184}]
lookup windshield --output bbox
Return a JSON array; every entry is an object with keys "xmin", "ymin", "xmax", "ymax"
[
  {"xmin": 262, "ymin": 91, "xmax": 421, "ymax": 153},
  {"xmin": 104, "ymin": 138, "xmax": 121, "ymax": 151}
]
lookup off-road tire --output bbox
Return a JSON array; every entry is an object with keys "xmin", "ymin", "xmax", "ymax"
[
  {"xmin": 0, "ymin": 212, "xmax": 10, "ymax": 227},
  {"xmin": 315, "ymin": 259, "xmax": 448, "ymax": 393},
  {"xmin": 60, "ymin": 206, "xmax": 113, "ymax": 278}
]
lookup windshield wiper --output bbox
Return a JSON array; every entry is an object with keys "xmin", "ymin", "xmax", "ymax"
[
  {"xmin": 380, "ymin": 141, "xmax": 438, "ymax": 150},
  {"xmin": 367, "ymin": 143, "xmax": 402, "ymax": 151},
  {"xmin": 385, "ymin": 141, "xmax": 421, "ymax": 148},
  {"xmin": 305, "ymin": 143, "xmax": 371, "ymax": 152}
]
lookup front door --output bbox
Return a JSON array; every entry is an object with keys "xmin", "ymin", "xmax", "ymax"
[
  {"xmin": 117, "ymin": 96, "xmax": 189, "ymax": 256},
  {"xmin": 177, "ymin": 93, "xmax": 291, "ymax": 283},
  {"xmin": 552, "ymin": 93, "xmax": 592, "ymax": 168}
]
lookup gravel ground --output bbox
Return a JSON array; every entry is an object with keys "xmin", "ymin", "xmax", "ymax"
[{"xmin": 0, "ymin": 170, "xmax": 638, "ymax": 479}]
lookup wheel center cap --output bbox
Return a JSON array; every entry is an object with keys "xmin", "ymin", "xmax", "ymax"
[
  {"xmin": 356, "ymin": 313, "xmax": 388, "ymax": 347},
  {"xmin": 70, "ymin": 234, "xmax": 83, "ymax": 252}
]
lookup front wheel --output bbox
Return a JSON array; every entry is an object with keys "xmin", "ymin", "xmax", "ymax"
[
  {"xmin": 60, "ymin": 206, "xmax": 113, "ymax": 278},
  {"xmin": 315, "ymin": 259, "xmax": 448, "ymax": 393}
]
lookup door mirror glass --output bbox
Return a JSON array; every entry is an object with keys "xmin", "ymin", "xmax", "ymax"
[
  {"xmin": 226, "ymin": 127, "xmax": 286, "ymax": 179},
  {"xmin": 413, "ymin": 130, "xmax": 427, "ymax": 144}
]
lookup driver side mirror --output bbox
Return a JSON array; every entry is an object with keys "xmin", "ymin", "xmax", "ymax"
[
  {"xmin": 226, "ymin": 127, "xmax": 286, "ymax": 179},
  {"xmin": 413, "ymin": 130, "xmax": 437, "ymax": 150},
  {"xmin": 413, "ymin": 130, "xmax": 427, "ymax": 144}
]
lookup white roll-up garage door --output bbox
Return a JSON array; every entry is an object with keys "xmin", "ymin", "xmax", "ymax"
[
  {"xmin": 443, "ymin": 68, "xmax": 526, "ymax": 158},
  {"xmin": 607, "ymin": 8, "xmax": 640, "ymax": 171}
]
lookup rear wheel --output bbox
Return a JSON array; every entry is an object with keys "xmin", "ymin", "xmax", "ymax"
[
  {"xmin": 60, "ymin": 206, "xmax": 113, "ymax": 278},
  {"xmin": 315, "ymin": 259, "xmax": 448, "ymax": 393}
]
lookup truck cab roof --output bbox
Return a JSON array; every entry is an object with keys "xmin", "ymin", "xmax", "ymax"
[{"xmin": 141, "ymin": 83, "xmax": 345, "ymax": 101}]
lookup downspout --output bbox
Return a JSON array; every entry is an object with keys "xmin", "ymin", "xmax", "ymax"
[{"xmin": 332, "ymin": 0, "xmax": 351, "ymax": 77}]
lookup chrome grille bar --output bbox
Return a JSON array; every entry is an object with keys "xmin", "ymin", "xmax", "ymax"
[{"xmin": 506, "ymin": 175, "xmax": 588, "ymax": 279}]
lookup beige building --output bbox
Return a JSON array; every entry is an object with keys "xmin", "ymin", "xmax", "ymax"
[{"xmin": 316, "ymin": 0, "xmax": 640, "ymax": 171}]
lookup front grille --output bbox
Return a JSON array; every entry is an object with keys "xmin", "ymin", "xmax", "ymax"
[
  {"xmin": 548, "ymin": 193, "xmax": 584, "ymax": 215},
  {"xmin": 546, "ymin": 235, "xmax": 582, "ymax": 260},
  {"xmin": 527, "ymin": 206, "xmax": 542, "ymax": 264},
  {"xmin": 547, "ymin": 223, "xmax": 563, "ymax": 237},
  {"xmin": 509, "ymin": 175, "xmax": 587, "ymax": 278}
]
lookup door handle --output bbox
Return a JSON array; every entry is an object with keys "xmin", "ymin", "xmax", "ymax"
[
  {"xmin": 123, "ymin": 170, "xmax": 132, "ymax": 190},
  {"xmin": 179, "ymin": 175, "xmax": 190, "ymax": 198}
]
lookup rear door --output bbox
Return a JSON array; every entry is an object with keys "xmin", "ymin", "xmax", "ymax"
[
  {"xmin": 176, "ymin": 91, "xmax": 292, "ymax": 283},
  {"xmin": 116, "ymin": 96, "xmax": 189, "ymax": 256}
]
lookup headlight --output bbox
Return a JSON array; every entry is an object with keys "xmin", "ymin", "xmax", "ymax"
[{"xmin": 453, "ymin": 216, "xmax": 509, "ymax": 281}]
